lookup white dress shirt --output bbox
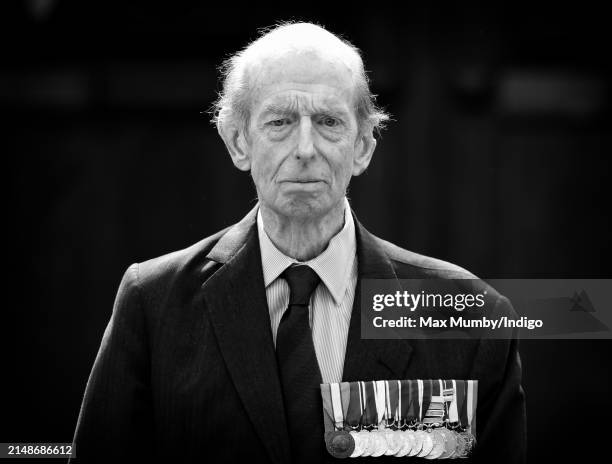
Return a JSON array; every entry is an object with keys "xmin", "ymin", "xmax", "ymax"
[{"xmin": 256, "ymin": 198, "xmax": 357, "ymax": 383}]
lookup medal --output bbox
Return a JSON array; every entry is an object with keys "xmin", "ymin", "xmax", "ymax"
[
  {"xmin": 357, "ymin": 432, "xmax": 374, "ymax": 456},
  {"xmin": 394, "ymin": 380, "xmax": 413, "ymax": 457},
  {"xmin": 437, "ymin": 428, "xmax": 457, "ymax": 459},
  {"xmin": 400, "ymin": 430, "xmax": 417, "ymax": 457},
  {"xmin": 452, "ymin": 431, "xmax": 467, "ymax": 459},
  {"xmin": 423, "ymin": 381, "xmax": 445, "ymax": 459},
  {"xmin": 369, "ymin": 429, "xmax": 387, "ymax": 457},
  {"xmin": 325, "ymin": 431, "xmax": 354, "ymax": 459},
  {"xmin": 358, "ymin": 382, "xmax": 375, "ymax": 457},
  {"xmin": 437, "ymin": 380, "xmax": 457, "ymax": 459},
  {"xmin": 457, "ymin": 431, "xmax": 475, "ymax": 457},
  {"xmin": 425, "ymin": 428, "xmax": 446, "ymax": 459},
  {"xmin": 411, "ymin": 428, "xmax": 425, "ymax": 456},
  {"xmin": 454, "ymin": 380, "xmax": 477, "ymax": 458},
  {"xmin": 346, "ymin": 382, "xmax": 364, "ymax": 458},
  {"xmin": 383, "ymin": 429, "xmax": 402, "ymax": 456},
  {"xmin": 323, "ymin": 382, "xmax": 354, "ymax": 459},
  {"xmin": 382, "ymin": 394, "xmax": 402, "ymax": 456},
  {"xmin": 416, "ymin": 429, "xmax": 434, "ymax": 457},
  {"xmin": 369, "ymin": 381, "xmax": 387, "ymax": 457},
  {"xmin": 349, "ymin": 431, "xmax": 364, "ymax": 458},
  {"xmin": 447, "ymin": 379, "xmax": 462, "ymax": 459},
  {"xmin": 406, "ymin": 380, "xmax": 422, "ymax": 457},
  {"xmin": 321, "ymin": 378, "xmax": 477, "ymax": 459},
  {"xmin": 416, "ymin": 380, "xmax": 435, "ymax": 457},
  {"xmin": 383, "ymin": 380, "xmax": 403, "ymax": 456}
]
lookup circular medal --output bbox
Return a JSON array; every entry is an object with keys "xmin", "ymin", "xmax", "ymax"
[
  {"xmin": 358, "ymin": 430, "xmax": 373, "ymax": 457},
  {"xmin": 459, "ymin": 431, "xmax": 476, "ymax": 456},
  {"xmin": 437, "ymin": 428, "xmax": 457, "ymax": 459},
  {"xmin": 369, "ymin": 430, "xmax": 387, "ymax": 457},
  {"xmin": 383, "ymin": 430, "xmax": 403, "ymax": 456},
  {"xmin": 408, "ymin": 429, "xmax": 424, "ymax": 456},
  {"xmin": 325, "ymin": 430, "xmax": 355, "ymax": 459},
  {"xmin": 452, "ymin": 431, "xmax": 467, "ymax": 458},
  {"xmin": 349, "ymin": 430, "xmax": 364, "ymax": 457},
  {"xmin": 395, "ymin": 430, "xmax": 414, "ymax": 457},
  {"xmin": 416, "ymin": 430, "xmax": 433, "ymax": 457},
  {"xmin": 424, "ymin": 429, "xmax": 446, "ymax": 459}
]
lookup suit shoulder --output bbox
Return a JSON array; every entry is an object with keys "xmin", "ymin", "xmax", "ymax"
[
  {"xmin": 374, "ymin": 236, "xmax": 515, "ymax": 316},
  {"xmin": 376, "ymin": 236, "xmax": 477, "ymax": 279},
  {"xmin": 134, "ymin": 226, "xmax": 230, "ymax": 286}
]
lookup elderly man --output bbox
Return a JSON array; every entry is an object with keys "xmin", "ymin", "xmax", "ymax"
[{"xmin": 72, "ymin": 23, "xmax": 525, "ymax": 463}]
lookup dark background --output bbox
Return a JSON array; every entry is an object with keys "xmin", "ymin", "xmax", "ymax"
[{"xmin": 2, "ymin": 1, "xmax": 610, "ymax": 461}]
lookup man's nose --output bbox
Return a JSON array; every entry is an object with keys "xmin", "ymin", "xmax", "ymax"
[{"xmin": 295, "ymin": 117, "xmax": 316, "ymax": 160}]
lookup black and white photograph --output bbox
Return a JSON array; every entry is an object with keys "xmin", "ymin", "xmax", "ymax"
[{"xmin": 2, "ymin": 2, "xmax": 610, "ymax": 463}]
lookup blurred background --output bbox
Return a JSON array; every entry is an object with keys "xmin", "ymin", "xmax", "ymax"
[{"xmin": 2, "ymin": 1, "xmax": 610, "ymax": 461}]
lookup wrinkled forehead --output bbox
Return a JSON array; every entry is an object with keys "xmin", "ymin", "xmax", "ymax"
[
  {"xmin": 259, "ymin": 91, "xmax": 353, "ymax": 116},
  {"xmin": 247, "ymin": 50, "xmax": 358, "ymax": 109}
]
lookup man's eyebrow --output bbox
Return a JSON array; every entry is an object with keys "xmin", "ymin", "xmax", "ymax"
[
  {"xmin": 317, "ymin": 106, "xmax": 350, "ymax": 118},
  {"xmin": 260, "ymin": 101, "xmax": 351, "ymax": 119},
  {"xmin": 261, "ymin": 104, "xmax": 295, "ymax": 115}
]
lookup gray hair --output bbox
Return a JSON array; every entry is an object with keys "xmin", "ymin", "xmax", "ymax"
[{"xmin": 211, "ymin": 21, "xmax": 389, "ymax": 135}]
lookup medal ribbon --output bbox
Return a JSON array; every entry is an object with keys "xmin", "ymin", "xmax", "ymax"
[
  {"xmin": 358, "ymin": 381, "xmax": 366, "ymax": 426},
  {"xmin": 386, "ymin": 380, "xmax": 399, "ymax": 425},
  {"xmin": 432, "ymin": 379, "xmax": 440, "ymax": 399},
  {"xmin": 397, "ymin": 381, "xmax": 402, "ymax": 425},
  {"xmin": 449, "ymin": 380, "xmax": 459, "ymax": 423},
  {"xmin": 400, "ymin": 380, "xmax": 411, "ymax": 422},
  {"xmin": 374, "ymin": 380, "xmax": 387, "ymax": 427},
  {"xmin": 345, "ymin": 381, "xmax": 363, "ymax": 428},
  {"xmin": 417, "ymin": 379, "xmax": 424, "ymax": 422},
  {"xmin": 456, "ymin": 380, "xmax": 468, "ymax": 429},
  {"xmin": 397, "ymin": 381, "xmax": 404, "ymax": 426},
  {"xmin": 320, "ymin": 383, "xmax": 334, "ymax": 431},
  {"xmin": 363, "ymin": 381, "xmax": 377, "ymax": 427},
  {"xmin": 467, "ymin": 380, "xmax": 477, "ymax": 433},
  {"xmin": 330, "ymin": 382, "xmax": 344, "ymax": 430},
  {"xmin": 423, "ymin": 379, "xmax": 441, "ymax": 423},
  {"xmin": 442, "ymin": 379, "xmax": 454, "ymax": 401},
  {"xmin": 406, "ymin": 380, "xmax": 417, "ymax": 422},
  {"xmin": 340, "ymin": 382, "xmax": 351, "ymax": 426},
  {"xmin": 439, "ymin": 379, "xmax": 447, "ymax": 422},
  {"xmin": 421, "ymin": 379, "xmax": 433, "ymax": 421}
]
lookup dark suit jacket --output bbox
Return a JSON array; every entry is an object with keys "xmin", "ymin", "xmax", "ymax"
[{"xmin": 71, "ymin": 206, "xmax": 526, "ymax": 463}]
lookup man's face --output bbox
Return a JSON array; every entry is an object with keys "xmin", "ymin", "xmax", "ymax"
[{"xmin": 241, "ymin": 52, "xmax": 371, "ymax": 220}]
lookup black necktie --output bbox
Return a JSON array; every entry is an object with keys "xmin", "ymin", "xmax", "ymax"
[{"xmin": 276, "ymin": 264, "xmax": 324, "ymax": 462}]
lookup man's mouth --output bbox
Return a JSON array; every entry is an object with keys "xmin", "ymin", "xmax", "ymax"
[{"xmin": 281, "ymin": 179, "xmax": 325, "ymax": 183}]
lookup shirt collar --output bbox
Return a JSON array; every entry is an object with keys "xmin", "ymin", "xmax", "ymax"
[{"xmin": 257, "ymin": 198, "xmax": 356, "ymax": 305}]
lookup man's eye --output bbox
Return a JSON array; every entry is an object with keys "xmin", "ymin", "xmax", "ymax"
[
  {"xmin": 321, "ymin": 117, "xmax": 339, "ymax": 127},
  {"xmin": 268, "ymin": 119, "xmax": 289, "ymax": 127}
]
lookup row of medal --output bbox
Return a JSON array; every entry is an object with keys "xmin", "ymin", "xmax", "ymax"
[{"xmin": 320, "ymin": 379, "xmax": 477, "ymax": 459}]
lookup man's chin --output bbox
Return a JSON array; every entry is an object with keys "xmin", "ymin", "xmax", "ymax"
[
  {"xmin": 279, "ymin": 180, "xmax": 327, "ymax": 194},
  {"xmin": 273, "ymin": 196, "xmax": 333, "ymax": 220}
]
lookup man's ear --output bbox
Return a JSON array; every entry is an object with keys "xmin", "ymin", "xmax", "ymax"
[
  {"xmin": 218, "ymin": 119, "xmax": 251, "ymax": 172},
  {"xmin": 352, "ymin": 131, "xmax": 377, "ymax": 176}
]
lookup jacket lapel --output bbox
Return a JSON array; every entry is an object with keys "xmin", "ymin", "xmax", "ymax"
[
  {"xmin": 203, "ymin": 206, "xmax": 291, "ymax": 464},
  {"xmin": 342, "ymin": 214, "xmax": 415, "ymax": 382}
]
